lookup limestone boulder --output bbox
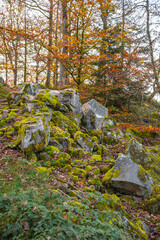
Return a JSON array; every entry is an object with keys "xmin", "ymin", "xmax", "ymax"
[
  {"xmin": 21, "ymin": 83, "xmax": 43, "ymax": 96},
  {"xmin": 48, "ymin": 88, "xmax": 82, "ymax": 116},
  {"xmin": 74, "ymin": 131, "xmax": 97, "ymax": 153},
  {"xmin": 19, "ymin": 113, "xmax": 51, "ymax": 157},
  {"xmin": 126, "ymin": 138, "xmax": 149, "ymax": 166},
  {"xmin": 81, "ymin": 99, "xmax": 108, "ymax": 130},
  {"xmin": 103, "ymin": 154, "xmax": 153, "ymax": 197}
]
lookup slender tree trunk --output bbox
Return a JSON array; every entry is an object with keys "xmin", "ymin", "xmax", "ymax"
[
  {"xmin": 146, "ymin": 0, "xmax": 159, "ymax": 100},
  {"xmin": 46, "ymin": 0, "xmax": 53, "ymax": 88},
  {"xmin": 5, "ymin": 54, "xmax": 8, "ymax": 84},
  {"xmin": 36, "ymin": 61, "xmax": 40, "ymax": 84},
  {"xmin": 60, "ymin": 0, "xmax": 69, "ymax": 87},
  {"xmin": 53, "ymin": 0, "xmax": 59, "ymax": 87},
  {"xmin": 24, "ymin": 0, "xmax": 27, "ymax": 83}
]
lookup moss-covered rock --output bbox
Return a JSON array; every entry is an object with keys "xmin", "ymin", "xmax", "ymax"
[
  {"xmin": 36, "ymin": 92, "xmax": 67, "ymax": 112},
  {"xmin": 51, "ymin": 111, "xmax": 79, "ymax": 138},
  {"xmin": 68, "ymin": 147, "xmax": 87, "ymax": 158},
  {"xmin": 103, "ymin": 154, "xmax": 153, "ymax": 197},
  {"xmin": 126, "ymin": 138, "xmax": 149, "ymax": 166},
  {"xmin": 53, "ymin": 153, "xmax": 71, "ymax": 167},
  {"xmin": 18, "ymin": 113, "xmax": 51, "ymax": 158},
  {"xmin": 74, "ymin": 131, "xmax": 97, "ymax": 153},
  {"xmin": 143, "ymin": 194, "xmax": 160, "ymax": 214}
]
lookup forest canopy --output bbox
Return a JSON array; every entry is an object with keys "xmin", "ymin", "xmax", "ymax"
[{"xmin": 0, "ymin": 0, "xmax": 159, "ymax": 105}]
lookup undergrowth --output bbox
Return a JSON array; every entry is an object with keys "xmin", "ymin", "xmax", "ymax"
[{"xmin": 0, "ymin": 156, "xmax": 135, "ymax": 240}]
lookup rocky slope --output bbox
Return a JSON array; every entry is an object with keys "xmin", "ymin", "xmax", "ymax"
[{"xmin": 0, "ymin": 83, "xmax": 159, "ymax": 240}]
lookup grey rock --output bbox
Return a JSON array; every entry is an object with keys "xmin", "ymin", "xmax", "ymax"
[
  {"xmin": 21, "ymin": 94, "xmax": 35, "ymax": 104},
  {"xmin": 57, "ymin": 137, "xmax": 70, "ymax": 149},
  {"xmin": 110, "ymin": 154, "xmax": 153, "ymax": 197},
  {"xmin": 21, "ymin": 83, "xmax": 40, "ymax": 96},
  {"xmin": 82, "ymin": 99, "xmax": 108, "ymax": 130},
  {"xmin": 49, "ymin": 88, "xmax": 82, "ymax": 116},
  {"xmin": 20, "ymin": 113, "xmax": 51, "ymax": 156},
  {"xmin": 49, "ymin": 139, "xmax": 63, "ymax": 151},
  {"xmin": 74, "ymin": 131, "xmax": 97, "ymax": 153},
  {"xmin": 126, "ymin": 138, "xmax": 149, "ymax": 166}
]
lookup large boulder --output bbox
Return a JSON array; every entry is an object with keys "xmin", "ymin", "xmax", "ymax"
[
  {"xmin": 81, "ymin": 99, "xmax": 108, "ymax": 130},
  {"xmin": 19, "ymin": 113, "xmax": 51, "ymax": 157},
  {"xmin": 48, "ymin": 88, "xmax": 82, "ymax": 116},
  {"xmin": 74, "ymin": 131, "xmax": 97, "ymax": 153},
  {"xmin": 21, "ymin": 83, "xmax": 42, "ymax": 96},
  {"xmin": 103, "ymin": 154, "xmax": 153, "ymax": 197},
  {"xmin": 126, "ymin": 138, "xmax": 149, "ymax": 166}
]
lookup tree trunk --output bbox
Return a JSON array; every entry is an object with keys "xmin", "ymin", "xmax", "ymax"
[
  {"xmin": 146, "ymin": 0, "xmax": 159, "ymax": 100},
  {"xmin": 46, "ymin": 0, "xmax": 53, "ymax": 88},
  {"xmin": 60, "ymin": 0, "xmax": 69, "ymax": 87}
]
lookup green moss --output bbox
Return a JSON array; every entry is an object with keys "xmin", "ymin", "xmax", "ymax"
[
  {"xmin": 44, "ymin": 146, "xmax": 60, "ymax": 156},
  {"xmin": 147, "ymin": 147, "xmax": 160, "ymax": 175},
  {"xmin": 89, "ymin": 130, "xmax": 102, "ymax": 139},
  {"xmin": 7, "ymin": 111, "xmax": 17, "ymax": 120},
  {"xmin": 83, "ymin": 187, "xmax": 95, "ymax": 192},
  {"xmin": 72, "ymin": 168, "xmax": 87, "ymax": 180},
  {"xmin": 35, "ymin": 167, "xmax": 53, "ymax": 174},
  {"xmin": 102, "ymin": 167, "xmax": 114, "ymax": 184},
  {"xmin": 143, "ymin": 194, "xmax": 160, "ymax": 214},
  {"xmin": 51, "ymin": 111, "xmax": 79, "ymax": 137},
  {"xmin": 31, "ymin": 153, "xmax": 38, "ymax": 162},
  {"xmin": 85, "ymin": 165, "xmax": 93, "ymax": 171},
  {"xmin": 14, "ymin": 121, "xmax": 21, "ymax": 130},
  {"xmin": 0, "ymin": 84, "xmax": 9, "ymax": 98},
  {"xmin": 36, "ymin": 92, "xmax": 62, "ymax": 110},
  {"xmin": 93, "ymin": 167, "xmax": 100, "ymax": 175},
  {"xmin": 6, "ymin": 127, "xmax": 14, "ymax": 138},
  {"xmin": 53, "ymin": 153, "xmax": 71, "ymax": 167},
  {"xmin": 113, "ymin": 169, "xmax": 120, "ymax": 178},
  {"xmin": 91, "ymin": 155, "xmax": 102, "ymax": 162},
  {"xmin": 128, "ymin": 221, "xmax": 148, "ymax": 240},
  {"xmin": 62, "ymin": 165, "xmax": 72, "ymax": 173},
  {"xmin": 68, "ymin": 148, "xmax": 86, "ymax": 158},
  {"xmin": 88, "ymin": 177, "xmax": 101, "ymax": 187},
  {"xmin": 138, "ymin": 166, "xmax": 150, "ymax": 183},
  {"xmin": 50, "ymin": 125, "xmax": 70, "ymax": 138},
  {"xmin": 96, "ymin": 193, "xmax": 124, "ymax": 212}
]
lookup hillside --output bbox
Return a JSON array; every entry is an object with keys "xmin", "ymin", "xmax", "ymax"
[{"xmin": 0, "ymin": 83, "xmax": 159, "ymax": 240}]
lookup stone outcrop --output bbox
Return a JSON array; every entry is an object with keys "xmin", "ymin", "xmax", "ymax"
[
  {"xmin": 21, "ymin": 83, "xmax": 41, "ymax": 96},
  {"xmin": 19, "ymin": 113, "xmax": 51, "ymax": 156},
  {"xmin": 81, "ymin": 99, "xmax": 108, "ymax": 130},
  {"xmin": 103, "ymin": 154, "xmax": 153, "ymax": 197},
  {"xmin": 48, "ymin": 88, "xmax": 82, "ymax": 116}
]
